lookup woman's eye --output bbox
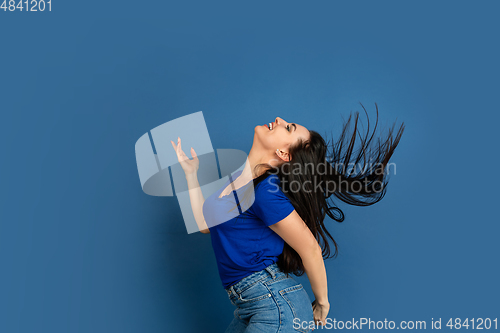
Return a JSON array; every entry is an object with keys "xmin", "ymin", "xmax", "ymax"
[{"xmin": 286, "ymin": 125, "xmax": 290, "ymax": 131}]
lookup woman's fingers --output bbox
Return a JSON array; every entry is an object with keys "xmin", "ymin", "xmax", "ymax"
[
  {"xmin": 171, "ymin": 138, "xmax": 182, "ymax": 153},
  {"xmin": 177, "ymin": 137, "xmax": 188, "ymax": 158},
  {"xmin": 312, "ymin": 299, "xmax": 329, "ymax": 328},
  {"xmin": 171, "ymin": 138, "xmax": 197, "ymax": 164},
  {"xmin": 171, "ymin": 137, "xmax": 197, "ymax": 164},
  {"xmin": 170, "ymin": 140, "xmax": 183, "ymax": 161}
]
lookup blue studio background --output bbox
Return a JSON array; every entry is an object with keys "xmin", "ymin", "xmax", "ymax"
[{"xmin": 1, "ymin": 1, "xmax": 499, "ymax": 332}]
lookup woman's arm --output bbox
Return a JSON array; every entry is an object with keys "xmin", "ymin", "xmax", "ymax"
[
  {"xmin": 268, "ymin": 209, "xmax": 329, "ymax": 324},
  {"xmin": 170, "ymin": 138, "xmax": 210, "ymax": 234},
  {"xmin": 185, "ymin": 173, "xmax": 210, "ymax": 234}
]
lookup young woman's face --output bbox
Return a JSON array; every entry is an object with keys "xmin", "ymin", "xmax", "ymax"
[{"xmin": 254, "ymin": 117, "xmax": 310, "ymax": 162}]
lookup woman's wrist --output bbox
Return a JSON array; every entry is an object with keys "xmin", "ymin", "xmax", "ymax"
[
  {"xmin": 185, "ymin": 172, "xmax": 198, "ymax": 180},
  {"xmin": 316, "ymin": 299, "xmax": 329, "ymax": 306}
]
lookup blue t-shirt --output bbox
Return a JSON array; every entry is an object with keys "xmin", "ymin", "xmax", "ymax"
[{"xmin": 202, "ymin": 170, "xmax": 295, "ymax": 289}]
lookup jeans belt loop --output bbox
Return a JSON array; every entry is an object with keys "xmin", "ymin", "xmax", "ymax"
[{"xmin": 265, "ymin": 265, "xmax": 276, "ymax": 279}]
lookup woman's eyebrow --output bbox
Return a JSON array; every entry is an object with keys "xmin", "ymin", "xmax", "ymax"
[{"xmin": 292, "ymin": 124, "xmax": 297, "ymax": 132}]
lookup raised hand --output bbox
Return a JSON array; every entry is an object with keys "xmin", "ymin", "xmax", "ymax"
[{"xmin": 170, "ymin": 137, "xmax": 199, "ymax": 176}]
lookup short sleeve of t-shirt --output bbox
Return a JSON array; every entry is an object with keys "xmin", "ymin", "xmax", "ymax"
[{"xmin": 251, "ymin": 175, "xmax": 295, "ymax": 226}]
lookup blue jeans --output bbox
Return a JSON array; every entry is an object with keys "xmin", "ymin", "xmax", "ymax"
[{"xmin": 224, "ymin": 263, "xmax": 315, "ymax": 333}]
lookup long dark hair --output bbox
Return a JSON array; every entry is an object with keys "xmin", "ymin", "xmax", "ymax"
[{"xmin": 233, "ymin": 102, "xmax": 405, "ymax": 276}]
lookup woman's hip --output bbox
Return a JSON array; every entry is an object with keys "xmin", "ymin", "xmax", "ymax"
[{"xmin": 225, "ymin": 264, "xmax": 314, "ymax": 332}]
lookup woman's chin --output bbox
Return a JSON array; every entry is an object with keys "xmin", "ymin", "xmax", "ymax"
[
  {"xmin": 254, "ymin": 125, "xmax": 270, "ymax": 138},
  {"xmin": 255, "ymin": 124, "xmax": 269, "ymax": 132}
]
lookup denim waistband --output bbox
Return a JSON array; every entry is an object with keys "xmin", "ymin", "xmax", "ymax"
[{"xmin": 225, "ymin": 263, "xmax": 282, "ymax": 297}]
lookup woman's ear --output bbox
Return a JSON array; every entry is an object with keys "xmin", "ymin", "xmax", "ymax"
[{"xmin": 276, "ymin": 149, "xmax": 291, "ymax": 162}]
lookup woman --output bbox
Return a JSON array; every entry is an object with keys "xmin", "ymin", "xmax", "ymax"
[{"xmin": 171, "ymin": 103, "xmax": 404, "ymax": 332}]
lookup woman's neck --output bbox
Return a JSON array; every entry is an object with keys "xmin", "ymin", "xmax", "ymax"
[{"xmin": 236, "ymin": 148, "xmax": 274, "ymax": 182}]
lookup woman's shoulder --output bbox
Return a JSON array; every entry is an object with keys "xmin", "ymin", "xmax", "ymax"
[
  {"xmin": 251, "ymin": 174, "xmax": 295, "ymax": 226},
  {"xmin": 253, "ymin": 173, "xmax": 287, "ymax": 200},
  {"xmin": 256, "ymin": 173, "xmax": 281, "ymax": 189}
]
